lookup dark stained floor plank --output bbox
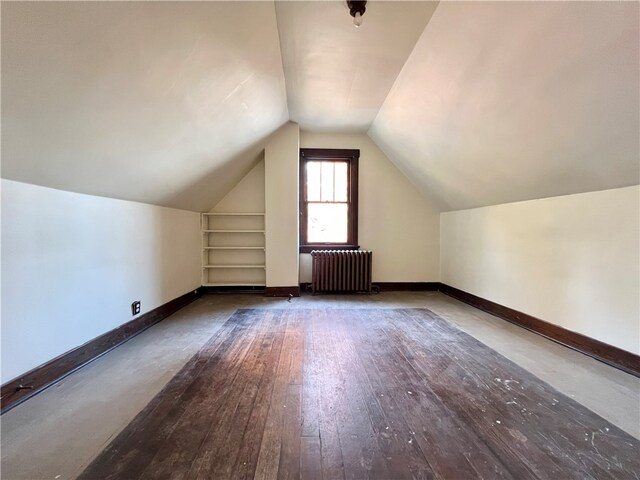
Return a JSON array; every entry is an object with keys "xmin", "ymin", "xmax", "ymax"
[
  {"xmin": 141, "ymin": 311, "xmax": 273, "ymax": 480},
  {"xmin": 313, "ymin": 312, "xmax": 346, "ymax": 480},
  {"xmin": 301, "ymin": 326, "xmax": 321, "ymax": 439},
  {"xmin": 347, "ymin": 311, "xmax": 513, "ymax": 480},
  {"xmin": 78, "ymin": 315, "xmax": 251, "ymax": 480},
  {"xmin": 79, "ymin": 308, "xmax": 640, "ymax": 480},
  {"xmin": 231, "ymin": 313, "xmax": 288, "ymax": 480},
  {"xmin": 321, "ymin": 316, "xmax": 391, "ymax": 480},
  {"xmin": 204, "ymin": 313, "xmax": 285, "ymax": 480},
  {"xmin": 388, "ymin": 310, "xmax": 584, "ymax": 478},
  {"xmin": 254, "ymin": 311, "xmax": 303, "ymax": 480},
  {"xmin": 300, "ymin": 436, "xmax": 322, "ymax": 480},
  {"xmin": 399, "ymin": 308, "xmax": 631, "ymax": 479},
  {"xmin": 278, "ymin": 384, "xmax": 303, "ymax": 480},
  {"xmin": 338, "ymin": 310, "xmax": 434, "ymax": 480}
]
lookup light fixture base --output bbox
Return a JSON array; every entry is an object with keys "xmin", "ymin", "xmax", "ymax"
[{"xmin": 347, "ymin": 1, "xmax": 367, "ymax": 27}]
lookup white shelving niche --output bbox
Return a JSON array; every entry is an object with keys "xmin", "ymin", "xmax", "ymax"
[{"xmin": 201, "ymin": 213, "xmax": 266, "ymax": 287}]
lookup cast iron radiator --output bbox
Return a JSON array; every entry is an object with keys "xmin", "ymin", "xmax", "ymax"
[{"xmin": 311, "ymin": 250, "xmax": 373, "ymax": 294}]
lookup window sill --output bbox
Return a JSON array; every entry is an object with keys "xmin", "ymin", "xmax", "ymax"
[{"xmin": 299, "ymin": 244, "xmax": 360, "ymax": 254}]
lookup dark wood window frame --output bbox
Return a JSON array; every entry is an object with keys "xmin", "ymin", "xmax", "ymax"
[{"xmin": 299, "ymin": 148, "xmax": 359, "ymax": 254}]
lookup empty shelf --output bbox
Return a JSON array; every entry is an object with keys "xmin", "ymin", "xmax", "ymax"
[
  {"xmin": 203, "ymin": 265, "xmax": 266, "ymax": 269},
  {"xmin": 203, "ymin": 246, "xmax": 265, "ymax": 250},
  {"xmin": 202, "ymin": 212, "xmax": 265, "ymax": 216},
  {"xmin": 203, "ymin": 230, "xmax": 265, "ymax": 233}
]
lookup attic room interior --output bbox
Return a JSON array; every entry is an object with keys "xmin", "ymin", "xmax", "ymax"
[{"xmin": 1, "ymin": 0, "xmax": 639, "ymax": 478}]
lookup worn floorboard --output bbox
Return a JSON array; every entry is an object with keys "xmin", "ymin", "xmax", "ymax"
[{"xmin": 79, "ymin": 308, "xmax": 640, "ymax": 480}]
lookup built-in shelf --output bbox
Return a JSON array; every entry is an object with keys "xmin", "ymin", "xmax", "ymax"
[
  {"xmin": 203, "ymin": 229, "xmax": 265, "ymax": 233},
  {"xmin": 203, "ymin": 265, "xmax": 265, "ymax": 269},
  {"xmin": 204, "ymin": 246, "xmax": 265, "ymax": 250},
  {"xmin": 203, "ymin": 212, "xmax": 265, "ymax": 216},
  {"xmin": 201, "ymin": 212, "xmax": 266, "ymax": 287}
]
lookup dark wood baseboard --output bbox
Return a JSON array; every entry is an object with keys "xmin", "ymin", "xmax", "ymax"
[
  {"xmin": 264, "ymin": 286, "xmax": 301, "ymax": 297},
  {"xmin": 4, "ymin": 282, "xmax": 636, "ymax": 415},
  {"xmin": 1, "ymin": 288, "xmax": 201, "ymax": 414},
  {"xmin": 375, "ymin": 282, "xmax": 440, "ymax": 292},
  {"xmin": 298, "ymin": 282, "xmax": 440, "ymax": 293},
  {"xmin": 439, "ymin": 284, "xmax": 640, "ymax": 377},
  {"xmin": 201, "ymin": 285, "xmax": 266, "ymax": 294}
]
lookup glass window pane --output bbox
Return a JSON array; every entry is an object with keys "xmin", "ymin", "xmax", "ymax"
[
  {"xmin": 320, "ymin": 162, "xmax": 335, "ymax": 202},
  {"xmin": 306, "ymin": 162, "xmax": 321, "ymax": 201},
  {"xmin": 334, "ymin": 162, "xmax": 348, "ymax": 202},
  {"xmin": 307, "ymin": 203, "xmax": 348, "ymax": 243}
]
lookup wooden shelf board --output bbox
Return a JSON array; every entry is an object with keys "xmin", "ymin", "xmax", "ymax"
[
  {"xmin": 203, "ymin": 230, "xmax": 265, "ymax": 233},
  {"xmin": 204, "ymin": 246, "xmax": 265, "ymax": 250},
  {"xmin": 203, "ymin": 283, "xmax": 266, "ymax": 287},
  {"xmin": 204, "ymin": 265, "xmax": 266, "ymax": 269},
  {"xmin": 202, "ymin": 212, "xmax": 265, "ymax": 216}
]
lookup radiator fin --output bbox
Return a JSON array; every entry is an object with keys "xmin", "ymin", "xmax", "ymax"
[{"xmin": 311, "ymin": 250, "xmax": 372, "ymax": 294}]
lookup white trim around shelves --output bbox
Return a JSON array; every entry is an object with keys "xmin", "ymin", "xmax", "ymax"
[
  {"xmin": 203, "ymin": 265, "xmax": 266, "ymax": 269},
  {"xmin": 203, "ymin": 229, "xmax": 265, "ymax": 233},
  {"xmin": 202, "ymin": 212, "xmax": 265, "ymax": 216},
  {"xmin": 203, "ymin": 246, "xmax": 265, "ymax": 250}
]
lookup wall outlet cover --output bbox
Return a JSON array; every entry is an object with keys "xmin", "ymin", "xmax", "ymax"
[{"xmin": 131, "ymin": 301, "xmax": 141, "ymax": 316}]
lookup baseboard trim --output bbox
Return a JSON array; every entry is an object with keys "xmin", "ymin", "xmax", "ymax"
[
  {"xmin": 264, "ymin": 286, "xmax": 301, "ymax": 297},
  {"xmin": 439, "ymin": 283, "xmax": 640, "ymax": 377},
  {"xmin": 201, "ymin": 285, "xmax": 266, "ymax": 294},
  {"xmin": 298, "ymin": 282, "xmax": 440, "ymax": 293},
  {"xmin": 375, "ymin": 282, "xmax": 440, "ymax": 292},
  {"xmin": 4, "ymin": 283, "xmax": 636, "ymax": 413},
  {"xmin": 0, "ymin": 288, "xmax": 201, "ymax": 414}
]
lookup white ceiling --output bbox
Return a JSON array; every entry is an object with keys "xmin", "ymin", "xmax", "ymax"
[
  {"xmin": 369, "ymin": 1, "xmax": 640, "ymax": 210},
  {"xmin": 275, "ymin": 1, "xmax": 437, "ymax": 132},
  {"xmin": 2, "ymin": 1, "xmax": 639, "ymax": 212},
  {"xmin": 1, "ymin": 2, "xmax": 288, "ymax": 212}
]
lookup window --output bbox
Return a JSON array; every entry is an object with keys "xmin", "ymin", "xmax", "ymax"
[{"xmin": 299, "ymin": 148, "xmax": 359, "ymax": 253}]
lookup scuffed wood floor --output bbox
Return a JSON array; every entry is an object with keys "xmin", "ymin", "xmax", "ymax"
[{"xmin": 79, "ymin": 308, "xmax": 640, "ymax": 479}]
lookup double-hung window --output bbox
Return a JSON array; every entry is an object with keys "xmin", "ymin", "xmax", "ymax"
[{"xmin": 299, "ymin": 148, "xmax": 359, "ymax": 253}]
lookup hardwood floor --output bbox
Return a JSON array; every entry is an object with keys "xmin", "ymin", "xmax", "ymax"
[{"xmin": 79, "ymin": 308, "xmax": 639, "ymax": 479}]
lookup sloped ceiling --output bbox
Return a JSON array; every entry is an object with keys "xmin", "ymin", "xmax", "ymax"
[
  {"xmin": 275, "ymin": 1, "xmax": 437, "ymax": 132},
  {"xmin": 369, "ymin": 1, "xmax": 640, "ymax": 211},
  {"xmin": 1, "ymin": 2, "xmax": 288, "ymax": 212},
  {"xmin": 2, "ymin": 1, "xmax": 639, "ymax": 212}
]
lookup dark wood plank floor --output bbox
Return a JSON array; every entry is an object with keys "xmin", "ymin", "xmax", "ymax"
[{"xmin": 79, "ymin": 308, "xmax": 640, "ymax": 480}]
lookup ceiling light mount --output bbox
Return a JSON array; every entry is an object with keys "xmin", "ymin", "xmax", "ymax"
[{"xmin": 347, "ymin": 1, "xmax": 367, "ymax": 28}]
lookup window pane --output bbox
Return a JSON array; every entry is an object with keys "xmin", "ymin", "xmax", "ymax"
[
  {"xmin": 306, "ymin": 162, "xmax": 321, "ymax": 201},
  {"xmin": 320, "ymin": 162, "xmax": 334, "ymax": 201},
  {"xmin": 334, "ymin": 162, "xmax": 348, "ymax": 202},
  {"xmin": 307, "ymin": 203, "xmax": 348, "ymax": 243}
]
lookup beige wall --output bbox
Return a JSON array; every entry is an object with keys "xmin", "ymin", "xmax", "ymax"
[
  {"xmin": 1, "ymin": 179, "xmax": 201, "ymax": 383},
  {"xmin": 440, "ymin": 186, "xmax": 640, "ymax": 354},
  {"xmin": 212, "ymin": 159, "xmax": 265, "ymax": 214},
  {"xmin": 265, "ymin": 123, "xmax": 300, "ymax": 287},
  {"xmin": 299, "ymin": 131, "xmax": 440, "ymax": 283}
]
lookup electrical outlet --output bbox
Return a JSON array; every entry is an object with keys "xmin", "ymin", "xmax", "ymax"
[{"xmin": 131, "ymin": 301, "xmax": 141, "ymax": 316}]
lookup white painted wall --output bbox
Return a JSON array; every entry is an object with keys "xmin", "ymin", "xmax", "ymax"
[
  {"xmin": 1, "ymin": 180, "xmax": 201, "ymax": 383},
  {"xmin": 440, "ymin": 186, "xmax": 640, "ymax": 354},
  {"xmin": 211, "ymin": 159, "xmax": 265, "ymax": 214},
  {"xmin": 265, "ymin": 123, "xmax": 300, "ymax": 287},
  {"xmin": 299, "ymin": 132, "xmax": 440, "ymax": 283}
]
